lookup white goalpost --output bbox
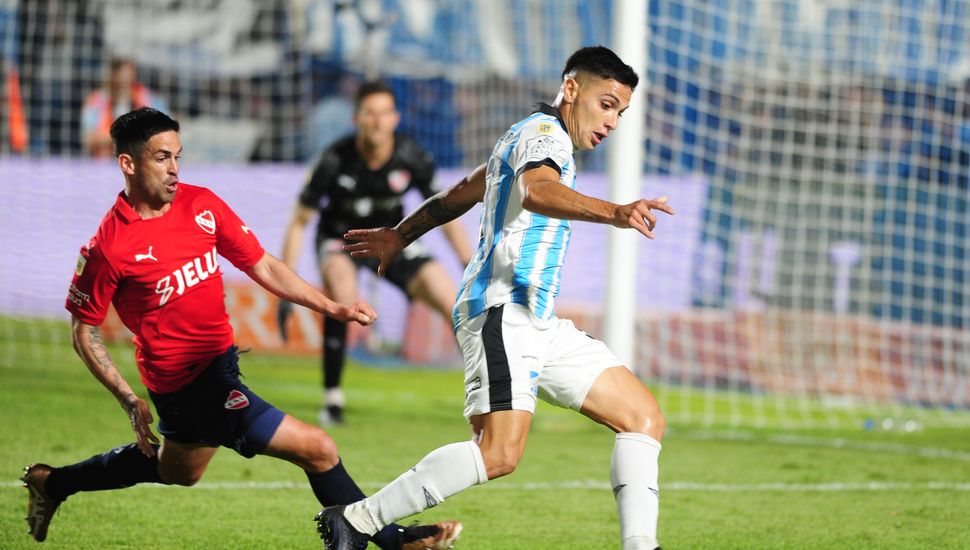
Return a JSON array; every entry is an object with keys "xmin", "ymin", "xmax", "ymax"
[{"xmin": 605, "ymin": 0, "xmax": 648, "ymax": 368}]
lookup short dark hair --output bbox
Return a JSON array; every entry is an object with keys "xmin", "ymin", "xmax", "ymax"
[
  {"xmin": 354, "ymin": 80, "xmax": 396, "ymax": 112},
  {"xmin": 561, "ymin": 46, "xmax": 639, "ymax": 90},
  {"xmin": 110, "ymin": 107, "xmax": 179, "ymax": 157}
]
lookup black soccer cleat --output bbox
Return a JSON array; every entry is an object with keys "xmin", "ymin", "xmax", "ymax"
[{"xmin": 315, "ymin": 505, "xmax": 370, "ymax": 550}]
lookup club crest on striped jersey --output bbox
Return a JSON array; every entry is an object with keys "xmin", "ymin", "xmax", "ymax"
[
  {"xmin": 525, "ymin": 135, "xmax": 568, "ymax": 166},
  {"xmin": 195, "ymin": 210, "xmax": 216, "ymax": 234},
  {"xmin": 224, "ymin": 389, "xmax": 249, "ymax": 410},
  {"xmin": 387, "ymin": 169, "xmax": 411, "ymax": 193}
]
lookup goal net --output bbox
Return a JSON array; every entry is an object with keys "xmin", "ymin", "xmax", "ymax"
[{"xmin": 2, "ymin": 0, "xmax": 968, "ymax": 429}]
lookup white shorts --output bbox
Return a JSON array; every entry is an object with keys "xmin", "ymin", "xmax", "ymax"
[{"xmin": 456, "ymin": 303, "xmax": 621, "ymax": 420}]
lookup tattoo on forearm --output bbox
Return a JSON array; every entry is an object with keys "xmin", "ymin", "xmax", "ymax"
[
  {"xmin": 86, "ymin": 325, "xmax": 124, "ymax": 390},
  {"xmin": 400, "ymin": 197, "xmax": 460, "ymax": 243}
]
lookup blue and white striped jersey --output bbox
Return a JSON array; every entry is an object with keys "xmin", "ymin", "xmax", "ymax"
[{"xmin": 453, "ymin": 103, "xmax": 576, "ymax": 327}]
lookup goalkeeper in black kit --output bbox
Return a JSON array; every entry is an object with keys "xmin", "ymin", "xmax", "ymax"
[{"xmin": 279, "ymin": 81, "xmax": 472, "ymax": 425}]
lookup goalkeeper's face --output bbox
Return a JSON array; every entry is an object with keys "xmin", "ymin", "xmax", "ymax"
[
  {"xmin": 564, "ymin": 75, "xmax": 632, "ymax": 151},
  {"xmin": 354, "ymin": 91, "xmax": 400, "ymax": 149}
]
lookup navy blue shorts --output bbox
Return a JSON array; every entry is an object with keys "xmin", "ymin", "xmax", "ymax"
[{"xmin": 148, "ymin": 346, "xmax": 285, "ymax": 458}]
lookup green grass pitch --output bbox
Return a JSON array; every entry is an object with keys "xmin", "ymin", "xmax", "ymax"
[{"xmin": 1, "ymin": 327, "xmax": 969, "ymax": 549}]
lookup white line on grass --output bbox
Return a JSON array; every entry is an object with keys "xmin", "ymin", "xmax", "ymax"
[
  {"xmin": 679, "ymin": 430, "xmax": 970, "ymax": 462},
  {"xmin": 3, "ymin": 480, "xmax": 970, "ymax": 491}
]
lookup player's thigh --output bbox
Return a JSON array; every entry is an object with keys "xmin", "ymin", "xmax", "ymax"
[
  {"xmin": 535, "ymin": 318, "xmax": 619, "ymax": 413},
  {"xmin": 157, "ymin": 440, "xmax": 219, "ymax": 485},
  {"xmin": 580, "ymin": 366, "xmax": 665, "ymax": 440},
  {"xmin": 320, "ymin": 250, "xmax": 358, "ymax": 303},
  {"xmin": 458, "ymin": 304, "xmax": 554, "ymax": 421},
  {"xmin": 406, "ymin": 260, "xmax": 457, "ymax": 321},
  {"xmin": 260, "ymin": 414, "xmax": 338, "ymax": 471}
]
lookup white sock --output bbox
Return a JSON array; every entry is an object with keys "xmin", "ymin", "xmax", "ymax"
[
  {"xmin": 611, "ymin": 432, "xmax": 662, "ymax": 549},
  {"xmin": 324, "ymin": 387, "xmax": 345, "ymax": 408},
  {"xmin": 344, "ymin": 440, "xmax": 487, "ymax": 535}
]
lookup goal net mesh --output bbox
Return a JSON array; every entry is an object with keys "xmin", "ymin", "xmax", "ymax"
[{"xmin": 1, "ymin": 0, "xmax": 967, "ymax": 429}]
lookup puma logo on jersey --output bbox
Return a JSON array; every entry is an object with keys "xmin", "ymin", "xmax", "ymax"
[
  {"xmin": 195, "ymin": 210, "xmax": 216, "ymax": 234},
  {"xmin": 241, "ymin": 225, "xmax": 251, "ymax": 234},
  {"xmin": 154, "ymin": 246, "xmax": 219, "ymax": 306},
  {"xmin": 135, "ymin": 246, "xmax": 158, "ymax": 262}
]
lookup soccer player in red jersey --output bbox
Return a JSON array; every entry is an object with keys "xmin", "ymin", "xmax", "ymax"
[{"xmin": 21, "ymin": 108, "xmax": 461, "ymax": 550}]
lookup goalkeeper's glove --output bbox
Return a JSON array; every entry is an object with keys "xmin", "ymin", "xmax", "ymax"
[{"xmin": 277, "ymin": 300, "xmax": 293, "ymax": 342}]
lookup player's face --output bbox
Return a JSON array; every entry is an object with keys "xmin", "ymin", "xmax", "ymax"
[
  {"xmin": 563, "ymin": 75, "xmax": 632, "ymax": 151},
  {"xmin": 123, "ymin": 130, "xmax": 181, "ymax": 209},
  {"xmin": 354, "ymin": 92, "xmax": 399, "ymax": 148}
]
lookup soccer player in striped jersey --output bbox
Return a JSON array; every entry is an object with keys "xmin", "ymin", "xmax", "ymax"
[
  {"xmin": 22, "ymin": 108, "xmax": 460, "ymax": 549},
  {"xmin": 320, "ymin": 46, "xmax": 674, "ymax": 550}
]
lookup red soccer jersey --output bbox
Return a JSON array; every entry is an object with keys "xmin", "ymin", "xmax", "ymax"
[{"xmin": 66, "ymin": 183, "xmax": 265, "ymax": 393}]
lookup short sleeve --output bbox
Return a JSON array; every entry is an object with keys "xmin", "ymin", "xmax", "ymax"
[
  {"xmin": 511, "ymin": 117, "xmax": 572, "ymax": 178},
  {"xmin": 298, "ymin": 148, "xmax": 341, "ymax": 207},
  {"xmin": 208, "ymin": 192, "xmax": 266, "ymax": 270},
  {"xmin": 65, "ymin": 238, "xmax": 120, "ymax": 326}
]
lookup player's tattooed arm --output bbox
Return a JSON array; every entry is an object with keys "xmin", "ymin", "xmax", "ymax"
[
  {"xmin": 396, "ymin": 164, "xmax": 487, "ymax": 245},
  {"xmin": 71, "ymin": 316, "xmax": 138, "ymax": 408},
  {"xmin": 71, "ymin": 316, "xmax": 159, "ymax": 455},
  {"xmin": 398, "ymin": 198, "xmax": 465, "ymax": 244}
]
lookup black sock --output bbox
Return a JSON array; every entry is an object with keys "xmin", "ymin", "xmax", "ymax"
[
  {"xmin": 323, "ymin": 317, "xmax": 348, "ymax": 392},
  {"xmin": 306, "ymin": 459, "xmax": 406, "ymax": 550},
  {"xmin": 44, "ymin": 443, "xmax": 164, "ymax": 501}
]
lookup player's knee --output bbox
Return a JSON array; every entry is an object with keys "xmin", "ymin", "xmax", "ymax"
[
  {"xmin": 617, "ymin": 407, "xmax": 666, "ymax": 440},
  {"xmin": 305, "ymin": 430, "xmax": 340, "ymax": 469},
  {"xmin": 481, "ymin": 447, "xmax": 521, "ymax": 479},
  {"xmin": 161, "ymin": 470, "xmax": 204, "ymax": 487}
]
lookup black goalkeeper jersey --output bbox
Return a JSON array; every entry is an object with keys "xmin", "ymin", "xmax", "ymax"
[{"xmin": 299, "ymin": 133, "xmax": 437, "ymax": 242}]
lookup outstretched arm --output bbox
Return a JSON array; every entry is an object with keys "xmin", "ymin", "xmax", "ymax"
[
  {"xmin": 280, "ymin": 203, "xmax": 316, "ymax": 269},
  {"xmin": 276, "ymin": 203, "xmax": 317, "ymax": 341},
  {"xmin": 519, "ymin": 165, "xmax": 675, "ymax": 239},
  {"xmin": 397, "ymin": 163, "xmax": 487, "ymax": 244},
  {"xmin": 344, "ymin": 163, "xmax": 487, "ymax": 275},
  {"xmin": 245, "ymin": 252, "xmax": 376, "ymax": 325},
  {"xmin": 71, "ymin": 316, "xmax": 158, "ymax": 457}
]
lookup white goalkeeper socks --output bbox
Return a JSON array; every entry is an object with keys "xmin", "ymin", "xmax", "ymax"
[
  {"xmin": 611, "ymin": 432, "xmax": 662, "ymax": 550},
  {"xmin": 324, "ymin": 387, "xmax": 345, "ymax": 408},
  {"xmin": 343, "ymin": 440, "xmax": 488, "ymax": 535}
]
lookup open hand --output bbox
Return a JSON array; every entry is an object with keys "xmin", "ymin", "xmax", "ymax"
[
  {"xmin": 343, "ymin": 228, "xmax": 407, "ymax": 277},
  {"xmin": 123, "ymin": 395, "xmax": 159, "ymax": 457}
]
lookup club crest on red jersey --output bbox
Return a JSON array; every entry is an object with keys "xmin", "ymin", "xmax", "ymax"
[
  {"xmin": 224, "ymin": 389, "xmax": 249, "ymax": 410},
  {"xmin": 195, "ymin": 210, "xmax": 216, "ymax": 234},
  {"xmin": 387, "ymin": 169, "xmax": 411, "ymax": 193}
]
